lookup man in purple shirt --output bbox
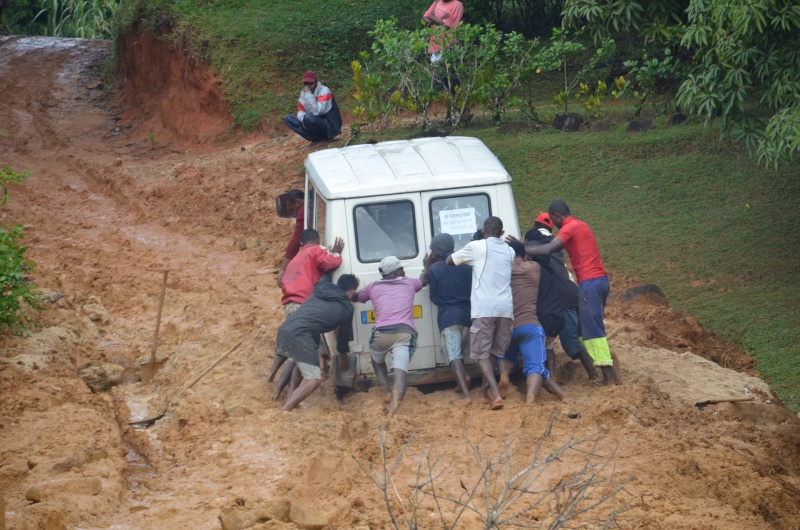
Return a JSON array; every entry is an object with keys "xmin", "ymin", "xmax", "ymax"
[{"xmin": 357, "ymin": 256, "xmax": 423, "ymax": 416}]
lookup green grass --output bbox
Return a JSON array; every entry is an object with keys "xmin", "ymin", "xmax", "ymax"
[
  {"xmin": 470, "ymin": 118, "xmax": 800, "ymax": 410},
  {"xmin": 115, "ymin": 0, "xmax": 420, "ymax": 128}
]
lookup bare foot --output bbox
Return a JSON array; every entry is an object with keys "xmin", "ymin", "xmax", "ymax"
[
  {"xmin": 498, "ymin": 374, "xmax": 509, "ymax": 399},
  {"xmin": 382, "ymin": 392, "xmax": 392, "ymax": 404}
]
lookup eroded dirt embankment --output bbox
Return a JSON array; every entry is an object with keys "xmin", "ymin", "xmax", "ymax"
[{"xmin": 1, "ymin": 34, "xmax": 799, "ymax": 530}]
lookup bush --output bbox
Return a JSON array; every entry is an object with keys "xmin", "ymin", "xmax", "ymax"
[{"xmin": 0, "ymin": 165, "xmax": 40, "ymax": 333}]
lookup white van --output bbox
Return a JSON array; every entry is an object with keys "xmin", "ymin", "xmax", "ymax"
[{"xmin": 295, "ymin": 136, "xmax": 520, "ymax": 390}]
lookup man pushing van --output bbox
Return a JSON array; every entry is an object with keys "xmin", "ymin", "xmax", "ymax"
[
  {"xmin": 358, "ymin": 256, "xmax": 424, "ymax": 416},
  {"xmin": 279, "ymin": 274, "xmax": 359, "ymax": 412}
]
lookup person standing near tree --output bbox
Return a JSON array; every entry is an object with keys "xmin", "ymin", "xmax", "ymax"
[
  {"xmin": 358, "ymin": 256, "xmax": 424, "ymax": 416},
  {"xmin": 518, "ymin": 200, "xmax": 621, "ymax": 385},
  {"xmin": 447, "ymin": 216, "xmax": 514, "ymax": 410},
  {"xmin": 421, "ymin": 233, "xmax": 472, "ymax": 402},
  {"xmin": 422, "ymin": 0, "xmax": 464, "ymax": 63}
]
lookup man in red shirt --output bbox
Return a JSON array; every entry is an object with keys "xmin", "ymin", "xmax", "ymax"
[
  {"xmin": 268, "ymin": 229, "xmax": 345, "ymax": 398},
  {"xmin": 519, "ymin": 200, "xmax": 621, "ymax": 386}
]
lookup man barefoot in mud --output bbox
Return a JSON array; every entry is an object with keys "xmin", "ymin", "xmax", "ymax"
[
  {"xmin": 500, "ymin": 241, "xmax": 566, "ymax": 404},
  {"xmin": 421, "ymin": 233, "xmax": 472, "ymax": 402},
  {"xmin": 269, "ymin": 229, "xmax": 345, "ymax": 399},
  {"xmin": 276, "ymin": 189, "xmax": 305, "ymax": 286},
  {"xmin": 517, "ymin": 200, "xmax": 621, "ymax": 385},
  {"xmin": 525, "ymin": 213, "xmax": 598, "ymax": 382},
  {"xmin": 357, "ymin": 256, "xmax": 423, "ymax": 416},
  {"xmin": 280, "ymin": 275, "xmax": 359, "ymax": 412},
  {"xmin": 447, "ymin": 216, "xmax": 515, "ymax": 410},
  {"xmin": 283, "ymin": 70, "xmax": 342, "ymax": 145}
]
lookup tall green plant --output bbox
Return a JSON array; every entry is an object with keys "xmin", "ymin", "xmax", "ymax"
[
  {"xmin": 0, "ymin": 165, "xmax": 40, "ymax": 333},
  {"xmin": 35, "ymin": 0, "xmax": 116, "ymax": 39}
]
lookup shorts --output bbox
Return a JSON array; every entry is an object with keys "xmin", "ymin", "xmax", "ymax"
[
  {"xmin": 283, "ymin": 302, "xmax": 301, "ymax": 319},
  {"xmin": 370, "ymin": 330, "xmax": 414, "ymax": 372},
  {"xmin": 503, "ymin": 324, "xmax": 549, "ymax": 378},
  {"xmin": 441, "ymin": 325, "xmax": 468, "ymax": 363},
  {"xmin": 296, "ymin": 361, "xmax": 321, "ymax": 380},
  {"xmin": 469, "ymin": 317, "xmax": 513, "ymax": 360}
]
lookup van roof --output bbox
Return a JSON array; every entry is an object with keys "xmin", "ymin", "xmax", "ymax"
[{"xmin": 305, "ymin": 136, "xmax": 511, "ymax": 199}]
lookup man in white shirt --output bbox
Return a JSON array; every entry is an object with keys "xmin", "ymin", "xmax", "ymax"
[
  {"xmin": 283, "ymin": 71, "xmax": 342, "ymax": 144},
  {"xmin": 447, "ymin": 216, "xmax": 514, "ymax": 410}
]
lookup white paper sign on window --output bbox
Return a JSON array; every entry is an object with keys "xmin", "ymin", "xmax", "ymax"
[{"xmin": 440, "ymin": 208, "xmax": 476, "ymax": 235}]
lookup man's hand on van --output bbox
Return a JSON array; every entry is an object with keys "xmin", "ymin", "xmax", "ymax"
[
  {"xmin": 329, "ymin": 237, "xmax": 345, "ymax": 254},
  {"xmin": 505, "ymin": 234, "xmax": 522, "ymax": 245}
]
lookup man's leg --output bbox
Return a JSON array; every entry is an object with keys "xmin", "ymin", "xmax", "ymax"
[
  {"xmin": 284, "ymin": 115, "xmax": 315, "ymax": 141},
  {"xmin": 268, "ymin": 355, "xmax": 288, "ymax": 382},
  {"xmin": 477, "ymin": 318, "xmax": 506, "ymax": 409},
  {"xmin": 288, "ymin": 364, "xmax": 302, "ymax": 398},
  {"xmin": 443, "ymin": 326, "xmax": 470, "ymax": 401},
  {"xmin": 389, "ymin": 340, "xmax": 413, "ymax": 416},
  {"xmin": 282, "ymin": 362, "xmax": 322, "ymax": 412},
  {"xmin": 560, "ymin": 308, "xmax": 598, "ymax": 380},
  {"xmin": 471, "ymin": 318, "xmax": 502, "ymax": 406},
  {"xmin": 526, "ymin": 373, "xmax": 544, "ymax": 404},
  {"xmin": 578, "ymin": 277, "xmax": 621, "ymax": 386},
  {"xmin": 498, "ymin": 336, "xmax": 519, "ymax": 399},
  {"xmin": 272, "ymin": 360, "xmax": 296, "ymax": 400},
  {"xmin": 299, "ymin": 115, "xmax": 329, "ymax": 142}
]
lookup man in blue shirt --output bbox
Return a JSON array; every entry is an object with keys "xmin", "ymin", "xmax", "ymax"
[{"xmin": 421, "ymin": 233, "xmax": 472, "ymax": 401}]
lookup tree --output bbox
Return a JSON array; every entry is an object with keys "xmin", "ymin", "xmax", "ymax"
[
  {"xmin": 677, "ymin": 0, "xmax": 800, "ymax": 166},
  {"xmin": 562, "ymin": 0, "xmax": 690, "ymax": 44}
]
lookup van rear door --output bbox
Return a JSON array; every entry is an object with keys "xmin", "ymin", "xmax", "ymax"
[{"xmin": 344, "ymin": 194, "xmax": 438, "ymax": 372}]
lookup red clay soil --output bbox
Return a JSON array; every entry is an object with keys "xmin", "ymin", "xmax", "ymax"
[{"xmin": 0, "ymin": 35, "xmax": 799, "ymax": 530}]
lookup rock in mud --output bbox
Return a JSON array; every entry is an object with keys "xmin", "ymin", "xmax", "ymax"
[
  {"xmin": 79, "ymin": 363, "xmax": 125, "ymax": 392},
  {"xmin": 667, "ymin": 113, "xmax": 687, "ymax": 127},
  {"xmin": 218, "ymin": 499, "xmax": 290, "ymax": 529},
  {"xmin": 289, "ymin": 494, "xmax": 328, "ymax": 530},
  {"xmin": 81, "ymin": 302, "xmax": 112, "ymax": 324},
  {"xmin": 608, "ymin": 284, "xmax": 668, "ymax": 306},
  {"xmin": 52, "ymin": 447, "xmax": 109, "ymax": 472},
  {"xmin": 225, "ymin": 404, "xmax": 253, "ymax": 417},
  {"xmin": 25, "ymin": 477, "xmax": 102, "ymax": 503}
]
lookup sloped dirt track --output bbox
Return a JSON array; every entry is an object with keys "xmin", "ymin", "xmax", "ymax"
[{"xmin": 0, "ymin": 35, "xmax": 799, "ymax": 529}]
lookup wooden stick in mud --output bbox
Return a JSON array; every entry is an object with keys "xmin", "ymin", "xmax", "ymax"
[
  {"xmin": 695, "ymin": 396, "xmax": 755, "ymax": 407},
  {"xmin": 149, "ymin": 270, "xmax": 169, "ymax": 365}
]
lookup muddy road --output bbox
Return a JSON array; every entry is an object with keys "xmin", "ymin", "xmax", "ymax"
[{"xmin": 0, "ymin": 36, "xmax": 799, "ymax": 529}]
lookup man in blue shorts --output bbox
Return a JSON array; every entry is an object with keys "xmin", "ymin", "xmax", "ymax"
[{"xmin": 500, "ymin": 242, "xmax": 566, "ymax": 404}]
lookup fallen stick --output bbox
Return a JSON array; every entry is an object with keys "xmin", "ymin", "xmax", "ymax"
[
  {"xmin": 694, "ymin": 396, "xmax": 755, "ymax": 408},
  {"xmin": 129, "ymin": 341, "xmax": 243, "ymax": 427}
]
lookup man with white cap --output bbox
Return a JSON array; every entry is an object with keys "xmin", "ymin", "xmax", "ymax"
[
  {"xmin": 421, "ymin": 233, "xmax": 473, "ymax": 402},
  {"xmin": 283, "ymin": 70, "xmax": 343, "ymax": 144},
  {"xmin": 357, "ymin": 256, "xmax": 424, "ymax": 416}
]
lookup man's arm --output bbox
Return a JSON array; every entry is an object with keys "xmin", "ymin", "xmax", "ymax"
[
  {"xmin": 319, "ymin": 238, "xmax": 345, "ymax": 272},
  {"xmin": 420, "ymin": 253, "xmax": 433, "ymax": 287},
  {"xmin": 525, "ymin": 238, "xmax": 564, "ymax": 257},
  {"xmin": 299, "ymin": 87, "xmax": 333, "ymax": 117}
]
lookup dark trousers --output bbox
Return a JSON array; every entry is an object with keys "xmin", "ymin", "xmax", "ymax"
[{"xmin": 284, "ymin": 114, "xmax": 328, "ymax": 142}]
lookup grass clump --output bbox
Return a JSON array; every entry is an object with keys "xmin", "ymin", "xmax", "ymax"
[{"xmin": 114, "ymin": 0, "xmax": 420, "ymax": 129}]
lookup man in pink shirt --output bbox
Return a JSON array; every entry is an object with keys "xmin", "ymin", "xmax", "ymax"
[
  {"xmin": 357, "ymin": 256, "xmax": 423, "ymax": 416},
  {"xmin": 422, "ymin": 0, "xmax": 464, "ymax": 61}
]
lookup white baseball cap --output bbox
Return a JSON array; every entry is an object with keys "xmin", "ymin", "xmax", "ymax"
[{"xmin": 379, "ymin": 256, "xmax": 405, "ymax": 275}]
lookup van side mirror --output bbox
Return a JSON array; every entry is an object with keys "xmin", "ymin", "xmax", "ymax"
[{"xmin": 275, "ymin": 192, "xmax": 295, "ymax": 218}]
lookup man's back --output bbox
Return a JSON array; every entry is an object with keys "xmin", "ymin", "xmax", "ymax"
[
  {"xmin": 281, "ymin": 245, "xmax": 342, "ymax": 305},
  {"xmin": 555, "ymin": 216, "xmax": 607, "ymax": 282},
  {"xmin": 510, "ymin": 260, "xmax": 541, "ymax": 328},
  {"xmin": 358, "ymin": 277, "xmax": 423, "ymax": 330},
  {"xmin": 427, "ymin": 261, "xmax": 471, "ymax": 331},
  {"xmin": 451, "ymin": 237, "xmax": 514, "ymax": 319}
]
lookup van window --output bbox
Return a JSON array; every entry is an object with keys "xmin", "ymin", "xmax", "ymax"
[
  {"xmin": 354, "ymin": 201, "xmax": 418, "ymax": 262},
  {"xmin": 430, "ymin": 193, "xmax": 491, "ymax": 251}
]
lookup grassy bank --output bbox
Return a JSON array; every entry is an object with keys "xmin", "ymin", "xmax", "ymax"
[
  {"xmin": 115, "ymin": 0, "xmax": 420, "ymax": 128},
  {"xmin": 469, "ymin": 119, "xmax": 799, "ymax": 410}
]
